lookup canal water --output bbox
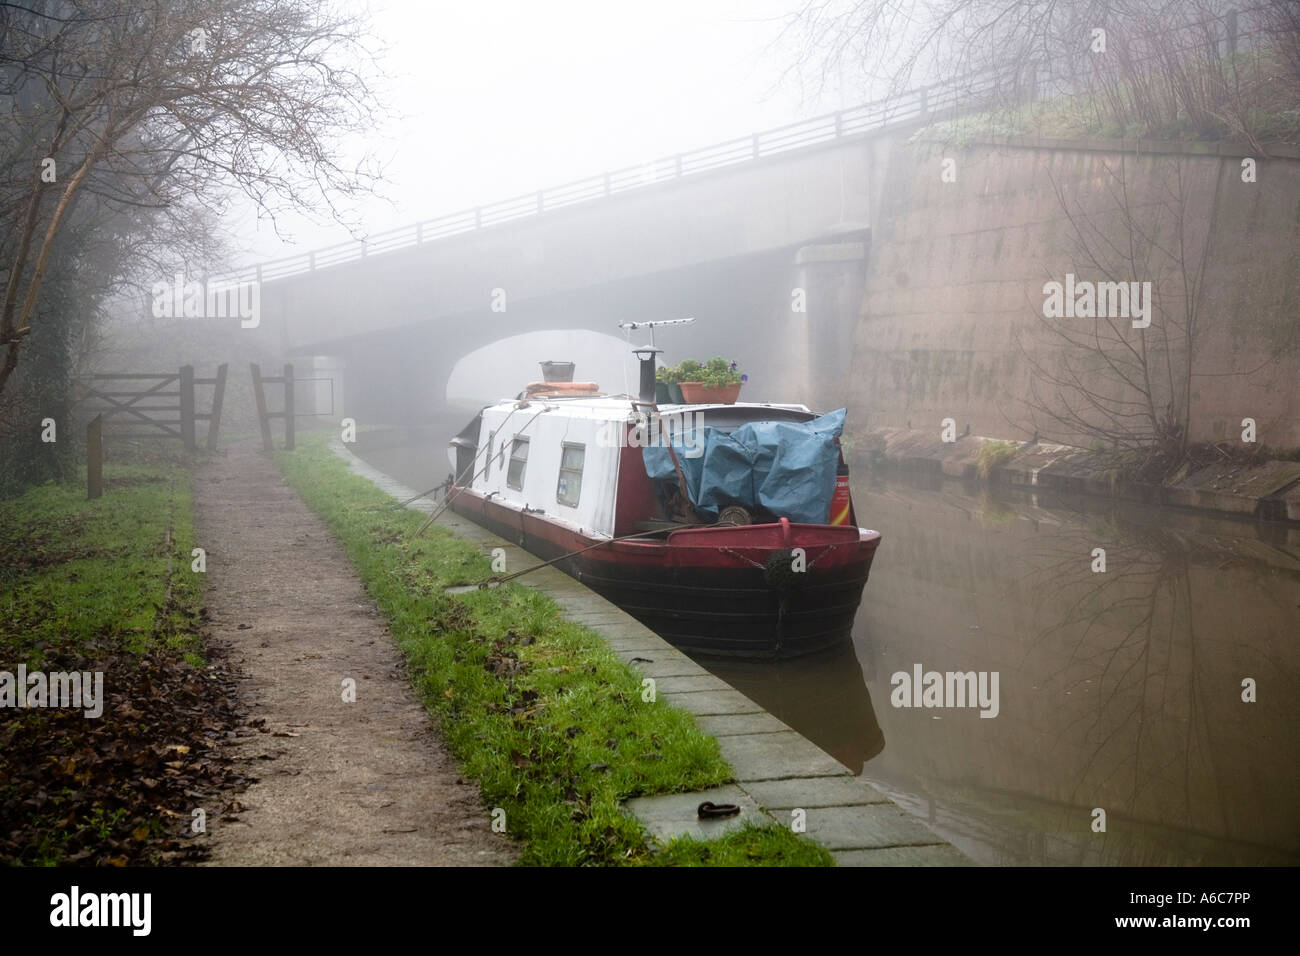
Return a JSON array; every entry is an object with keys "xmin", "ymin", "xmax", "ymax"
[{"xmin": 351, "ymin": 424, "xmax": 1300, "ymax": 866}]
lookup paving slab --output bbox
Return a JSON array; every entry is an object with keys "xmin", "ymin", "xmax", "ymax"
[
  {"xmin": 559, "ymin": 610, "xmax": 632, "ymax": 626},
  {"xmin": 744, "ymin": 776, "xmax": 893, "ymax": 810},
  {"xmin": 800, "ymin": 804, "xmax": 948, "ymax": 851},
  {"xmin": 660, "ymin": 688, "xmax": 768, "ymax": 716},
  {"xmin": 695, "ymin": 712, "xmax": 791, "ymax": 737},
  {"xmin": 603, "ymin": 633, "xmax": 672, "ymax": 652},
  {"xmin": 718, "ymin": 731, "xmax": 852, "ymax": 781},
  {"xmin": 610, "ymin": 644, "xmax": 693, "ymax": 660},
  {"xmin": 615, "ymin": 654, "xmax": 704, "ymax": 678},
  {"xmin": 626, "ymin": 786, "xmax": 764, "ymax": 844},
  {"xmin": 655, "ymin": 674, "xmax": 733, "ymax": 694},
  {"xmin": 588, "ymin": 619, "xmax": 659, "ymax": 639},
  {"xmin": 835, "ymin": 845, "xmax": 972, "ymax": 866}
]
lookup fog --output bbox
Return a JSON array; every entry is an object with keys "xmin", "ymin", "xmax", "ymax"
[
  {"xmin": 446, "ymin": 331, "xmax": 641, "ymax": 405},
  {"xmin": 229, "ymin": 0, "xmax": 841, "ymax": 265}
]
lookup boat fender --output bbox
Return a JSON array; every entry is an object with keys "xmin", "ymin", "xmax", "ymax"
[
  {"xmin": 763, "ymin": 549, "xmax": 801, "ymax": 657},
  {"xmin": 763, "ymin": 549, "xmax": 805, "ymax": 591}
]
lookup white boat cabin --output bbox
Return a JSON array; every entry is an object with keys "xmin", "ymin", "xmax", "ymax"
[{"xmin": 454, "ymin": 395, "xmax": 816, "ymax": 539}]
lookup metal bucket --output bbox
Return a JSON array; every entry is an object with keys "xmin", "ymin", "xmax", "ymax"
[{"xmin": 539, "ymin": 361, "xmax": 575, "ymax": 383}]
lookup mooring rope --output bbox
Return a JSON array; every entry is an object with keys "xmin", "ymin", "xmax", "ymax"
[
  {"xmin": 411, "ymin": 404, "xmax": 553, "ymax": 538},
  {"xmin": 370, "ymin": 406, "xmax": 521, "ymax": 513}
]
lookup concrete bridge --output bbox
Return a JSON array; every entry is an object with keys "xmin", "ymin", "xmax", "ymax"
[{"xmin": 237, "ymin": 73, "xmax": 1010, "ymax": 422}]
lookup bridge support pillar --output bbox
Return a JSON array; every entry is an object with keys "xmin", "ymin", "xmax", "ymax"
[
  {"xmin": 794, "ymin": 237, "xmax": 869, "ymax": 412},
  {"xmin": 294, "ymin": 355, "xmax": 345, "ymax": 423},
  {"xmin": 342, "ymin": 334, "xmax": 461, "ymax": 426}
]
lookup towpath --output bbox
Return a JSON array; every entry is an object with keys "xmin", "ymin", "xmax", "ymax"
[{"xmin": 193, "ymin": 443, "xmax": 515, "ymax": 866}]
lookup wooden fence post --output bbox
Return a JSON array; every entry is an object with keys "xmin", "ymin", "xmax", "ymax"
[
  {"xmin": 251, "ymin": 363, "xmax": 274, "ymax": 452},
  {"xmin": 87, "ymin": 414, "xmax": 103, "ymax": 499},
  {"xmin": 179, "ymin": 364, "xmax": 196, "ymax": 450},
  {"xmin": 283, "ymin": 362, "xmax": 295, "ymax": 451},
  {"xmin": 206, "ymin": 363, "xmax": 228, "ymax": 451}
]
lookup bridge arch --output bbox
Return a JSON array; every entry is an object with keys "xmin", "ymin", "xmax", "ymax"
[{"xmin": 445, "ymin": 329, "xmax": 640, "ymax": 406}]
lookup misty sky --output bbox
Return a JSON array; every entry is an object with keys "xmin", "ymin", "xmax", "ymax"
[
  {"xmin": 230, "ymin": 0, "xmax": 858, "ymax": 263},
  {"xmin": 224, "ymin": 0, "xmax": 866, "ymax": 403}
]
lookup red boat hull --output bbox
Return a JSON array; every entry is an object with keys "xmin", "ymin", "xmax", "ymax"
[{"xmin": 448, "ymin": 488, "xmax": 881, "ymax": 658}]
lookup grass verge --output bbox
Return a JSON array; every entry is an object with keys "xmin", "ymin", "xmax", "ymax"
[
  {"xmin": 0, "ymin": 460, "xmax": 201, "ymax": 667},
  {"xmin": 1, "ymin": 457, "xmax": 246, "ymax": 866},
  {"xmin": 650, "ymin": 821, "xmax": 835, "ymax": 867},
  {"xmin": 277, "ymin": 434, "xmax": 834, "ymax": 867}
]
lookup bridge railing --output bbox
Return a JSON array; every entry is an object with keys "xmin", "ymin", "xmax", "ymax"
[
  {"xmin": 221, "ymin": 5, "xmax": 1277, "ymax": 293},
  {"xmin": 221, "ymin": 65, "xmax": 1020, "ymax": 287}
]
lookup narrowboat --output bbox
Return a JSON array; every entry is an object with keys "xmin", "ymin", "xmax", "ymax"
[{"xmin": 446, "ymin": 343, "xmax": 881, "ymax": 658}]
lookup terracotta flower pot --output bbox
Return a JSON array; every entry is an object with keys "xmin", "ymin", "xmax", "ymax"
[{"xmin": 678, "ymin": 381, "xmax": 742, "ymax": 405}]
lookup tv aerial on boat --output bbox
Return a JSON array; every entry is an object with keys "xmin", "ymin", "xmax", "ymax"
[
  {"xmin": 616, "ymin": 317, "xmax": 696, "ymax": 403},
  {"xmin": 619, "ymin": 317, "xmax": 695, "ymax": 401},
  {"xmin": 618, "ymin": 316, "xmax": 694, "ymax": 348}
]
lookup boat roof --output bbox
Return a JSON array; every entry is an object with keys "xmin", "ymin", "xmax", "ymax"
[{"xmin": 477, "ymin": 396, "xmax": 815, "ymax": 424}]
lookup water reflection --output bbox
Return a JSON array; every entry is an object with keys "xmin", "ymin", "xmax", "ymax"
[
  {"xmin": 840, "ymin": 467, "xmax": 1300, "ymax": 866},
  {"xmin": 704, "ymin": 641, "xmax": 885, "ymax": 772}
]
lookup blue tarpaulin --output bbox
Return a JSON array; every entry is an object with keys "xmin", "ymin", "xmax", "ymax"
[{"xmin": 642, "ymin": 409, "xmax": 846, "ymax": 524}]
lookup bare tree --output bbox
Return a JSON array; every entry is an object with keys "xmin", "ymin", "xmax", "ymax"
[
  {"xmin": 777, "ymin": 0, "xmax": 1299, "ymax": 145},
  {"xmin": 1017, "ymin": 516, "xmax": 1257, "ymax": 863},
  {"xmin": 0, "ymin": 0, "xmax": 385, "ymax": 401},
  {"xmin": 1015, "ymin": 151, "xmax": 1299, "ymax": 469},
  {"xmin": 776, "ymin": 0, "xmax": 1135, "ymax": 99},
  {"xmin": 1016, "ymin": 156, "xmax": 1205, "ymax": 460}
]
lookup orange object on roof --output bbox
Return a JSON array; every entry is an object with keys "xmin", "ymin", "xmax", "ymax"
[{"xmin": 524, "ymin": 381, "xmax": 601, "ymax": 397}]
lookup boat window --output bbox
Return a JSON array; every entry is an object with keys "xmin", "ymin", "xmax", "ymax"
[
  {"xmin": 507, "ymin": 437, "xmax": 529, "ymax": 490},
  {"xmin": 556, "ymin": 442, "xmax": 584, "ymax": 507},
  {"xmin": 485, "ymin": 430, "xmax": 495, "ymax": 480}
]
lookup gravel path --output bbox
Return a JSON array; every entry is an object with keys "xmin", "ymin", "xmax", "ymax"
[{"xmin": 194, "ymin": 444, "xmax": 515, "ymax": 866}]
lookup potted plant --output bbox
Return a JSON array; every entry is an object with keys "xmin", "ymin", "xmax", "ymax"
[
  {"xmin": 678, "ymin": 357, "xmax": 746, "ymax": 404},
  {"xmin": 669, "ymin": 359, "xmax": 703, "ymax": 404},
  {"xmin": 654, "ymin": 363, "xmax": 678, "ymax": 404}
]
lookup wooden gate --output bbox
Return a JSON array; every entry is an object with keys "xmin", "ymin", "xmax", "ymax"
[
  {"xmin": 74, "ymin": 364, "xmax": 228, "ymax": 451},
  {"xmin": 249, "ymin": 362, "xmax": 294, "ymax": 452}
]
